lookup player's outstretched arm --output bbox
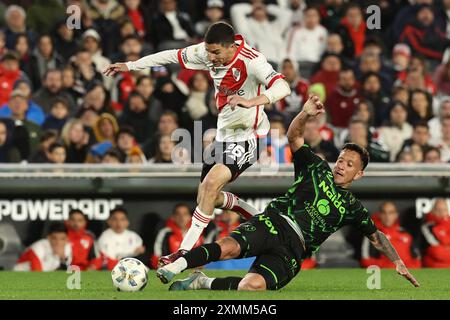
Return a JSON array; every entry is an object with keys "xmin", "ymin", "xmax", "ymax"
[
  {"xmin": 367, "ymin": 230, "xmax": 420, "ymax": 287},
  {"xmin": 103, "ymin": 49, "xmax": 180, "ymax": 76},
  {"xmin": 287, "ymin": 95, "xmax": 324, "ymax": 153}
]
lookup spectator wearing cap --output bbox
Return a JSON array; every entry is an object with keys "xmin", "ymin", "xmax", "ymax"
[
  {"xmin": 26, "ymin": 34, "xmax": 65, "ymax": 91},
  {"xmin": 0, "ymin": 88, "xmax": 45, "ymax": 126},
  {"xmin": 119, "ymin": 91, "xmax": 157, "ymax": 144},
  {"xmin": 378, "ymin": 101, "xmax": 413, "ymax": 162},
  {"xmin": 3, "ymin": 5, "xmax": 37, "ymax": 51},
  {"xmin": 391, "ymin": 43, "xmax": 411, "ymax": 74},
  {"xmin": 150, "ymin": 0, "xmax": 197, "ymax": 51},
  {"xmin": 0, "ymin": 51, "xmax": 30, "ymax": 106},
  {"xmin": 195, "ymin": 0, "xmax": 225, "ymax": 36},
  {"xmin": 84, "ymin": 0, "xmax": 127, "ymax": 57},
  {"xmin": 28, "ymin": 129, "xmax": 58, "ymax": 163},
  {"xmin": 399, "ymin": 4, "xmax": 450, "ymax": 63},
  {"xmin": 231, "ymin": 1, "xmax": 292, "ymax": 67},
  {"xmin": 31, "ymin": 69, "xmax": 76, "ymax": 115},
  {"xmin": 286, "ymin": 6, "xmax": 328, "ymax": 77},
  {"xmin": 82, "ymin": 29, "xmax": 111, "ymax": 84},
  {"xmin": 0, "ymin": 118, "xmax": 21, "ymax": 163}
]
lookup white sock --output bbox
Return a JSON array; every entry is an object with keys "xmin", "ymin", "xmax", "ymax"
[
  {"xmin": 179, "ymin": 207, "xmax": 211, "ymax": 250},
  {"xmin": 221, "ymin": 191, "xmax": 261, "ymax": 220},
  {"xmin": 165, "ymin": 257, "xmax": 188, "ymax": 274},
  {"xmin": 202, "ymin": 277, "xmax": 215, "ymax": 289}
]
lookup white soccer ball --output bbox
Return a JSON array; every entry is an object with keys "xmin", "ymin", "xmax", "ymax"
[{"xmin": 111, "ymin": 258, "xmax": 148, "ymax": 292}]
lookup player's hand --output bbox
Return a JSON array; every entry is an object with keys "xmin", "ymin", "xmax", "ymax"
[
  {"xmin": 103, "ymin": 63, "xmax": 128, "ymax": 76},
  {"xmin": 227, "ymin": 95, "xmax": 252, "ymax": 110},
  {"xmin": 134, "ymin": 246, "xmax": 146, "ymax": 255},
  {"xmin": 395, "ymin": 261, "xmax": 420, "ymax": 287},
  {"xmin": 303, "ymin": 94, "xmax": 325, "ymax": 117}
]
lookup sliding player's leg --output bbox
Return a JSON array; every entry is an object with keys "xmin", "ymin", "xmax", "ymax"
[{"xmin": 216, "ymin": 191, "xmax": 261, "ymax": 220}]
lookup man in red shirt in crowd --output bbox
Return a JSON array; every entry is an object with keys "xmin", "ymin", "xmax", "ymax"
[
  {"xmin": 422, "ymin": 198, "xmax": 450, "ymax": 268},
  {"xmin": 151, "ymin": 204, "xmax": 203, "ymax": 269},
  {"xmin": 361, "ymin": 201, "xmax": 421, "ymax": 269},
  {"xmin": 65, "ymin": 209, "xmax": 96, "ymax": 270}
]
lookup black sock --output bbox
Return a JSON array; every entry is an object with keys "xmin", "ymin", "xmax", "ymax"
[
  {"xmin": 211, "ymin": 277, "xmax": 242, "ymax": 290},
  {"xmin": 183, "ymin": 243, "xmax": 222, "ymax": 269}
]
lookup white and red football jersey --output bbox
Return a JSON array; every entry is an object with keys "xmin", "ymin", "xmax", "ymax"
[
  {"xmin": 13, "ymin": 239, "xmax": 72, "ymax": 271},
  {"xmin": 97, "ymin": 228, "xmax": 143, "ymax": 260},
  {"xmin": 177, "ymin": 35, "xmax": 285, "ymax": 142}
]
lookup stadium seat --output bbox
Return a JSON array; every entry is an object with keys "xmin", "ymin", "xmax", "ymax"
[{"xmin": 0, "ymin": 223, "xmax": 23, "ymax": 270}]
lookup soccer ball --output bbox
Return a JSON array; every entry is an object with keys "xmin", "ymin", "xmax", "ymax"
[{"xmin": 111, "ymin": 258, "xmax": 148, "ymax": 292}]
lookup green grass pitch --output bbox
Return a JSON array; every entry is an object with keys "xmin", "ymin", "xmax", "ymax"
[{"xmin": 0, "ymin": 269, "xmax": 449, "ymax": 300}]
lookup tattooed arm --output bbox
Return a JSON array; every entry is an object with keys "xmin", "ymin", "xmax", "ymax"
[{"xmin": 367, "ymin": 230, "xmax": 420, "ymax": 287}]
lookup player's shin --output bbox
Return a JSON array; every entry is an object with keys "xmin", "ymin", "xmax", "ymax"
[
  {"xmin": 179, "ymin": 207, "xmax": 212, "ymax": 250},
  {"xmin": 183, "ymin": 242, "xmax": 222, "ymax": 269},
  {"xmin": 220, "ymin": 191, "xmax": 261, "ymax": 219},
  {"xmin": 210, "ymin": 277, "xmax": 242, "ymax": 290}
]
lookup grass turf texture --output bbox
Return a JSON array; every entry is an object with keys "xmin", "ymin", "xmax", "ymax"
[{"xmin": 0, "ymin": 269, "xmax": 449, "ymax": 300}]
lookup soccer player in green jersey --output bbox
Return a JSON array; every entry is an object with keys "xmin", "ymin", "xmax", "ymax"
[{"xmin": 157, "ymin": 95, "xmax": 420, "ymax": 291}]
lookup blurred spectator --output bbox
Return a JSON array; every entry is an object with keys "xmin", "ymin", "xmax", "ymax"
[
  {"xmin": 396, "ymin": 149, "xmax": 415, "ymax": 163},
  {"xmin": 116, "ymin": 125, "xmax": 142, "ymax": 160},
  {"xmin": 26, "ymin": 34, "xmax": 64, "ymax": 90},
  {"xmin": 65, "ymin": 209, "xmax": 96, "ymax": 271},
  {"xmin": 2, "ymin": 89, "xmax": 42, "ymax": 158},
  {"xmin": 135, "ymin": 75, "xmax": 164, "ymax": 124},
  {"xmin": 357, "ymin": 53, "xmax": 393, "ymax": 93},
  {"xmin": 286, "ymin": 6, "xmax": 328, "ymax": 77},
  {"xmin": 326, "ymin": 68, "xmax": 361, "ymax": 129},
  {"xmin": 84, "ymin": 0, "xmax": 126, "ymax": 57},
  {"xmin": 337, "ymin": 4, "xmax": 368, "ymax": 58},
  {"xmin": 28, "ymin": 129, "xmax": 58, "ymax": 163},
  {"xmin": 326, "ymin": 33, "xmax": 344, "ymax": 56},
  {"xmin": 433, "ymin": 58, "xmax": 450, "ymax": 96},
  {"xmin": 266, "ymin": 115, "xmax": 292, "ymax": 164},
  {"xmin": 31, "ymin": 69, "xmax": 76, "ymax": 115},
  {"xmin": 90, "ymin": 207, "xmax": 144, "ymax": 270},
  {"xmin": 304, "ymin": 116, "xmax": 339, "ymax": 162},
  {"xmin": 124, "ymin": 0, "xmax": 146, "ymax": 38},
  {"xmin": 423, "ymin": 146, "xmax": 442, "ymax": 163},
  {"xmin": 101, "ymin": 148, "xmax": 124, "ymax": 164},
  {"xmin": 378, "ymin": 101, "xmax": 413, "ymax": 162},
  {"xmin": 361, "ymin": 201, "xmax": 421, "ymax": 269},
  {"xmin": 0, "ymin": 118, "xmax": 21, "ymax": 163},
  {"xmin": 81, "ymin": 29, "xmax": 111, "ymax": 83},
  {"xmin": 42, "ymin": 98, "xmax": 69, "ymax": 133},
  {"xmin": 422, "ymin": 198, "xmax": 450, "ymax": 268},
  {"xmin": 14, "ymin": 33, "xmax": 30, "ymax": 70},
  {"xmin": 143, "ymin": 110, "xmax": 179, "ymax": 159},
  {"xmin": 86, "ymin": 113, "xmax": 118, "ymax": 163},
  {"xmin": 429, "ymin": 99, "xmax": 450, "ymax": 142},
  {"xmin": 231, "ymin": 1, "xmax": 291, "ymax": 66},
  {"xmin": 52, "ymin": 20, "xmax": 78, "ymax": 62},
  {"xmin": 361, "ymin": 72, "xmax": 391, "ymax": 126},
  {"xmin": 310, "ymin": 53, "xmax": 342, "ymax": 99},
  {"xmin": 151, "ymin": 203, "xmax": 202, "ymax": 269},
  {"xmin": 81, "ymin": 82, "xmax": 114, "ymax": 115},
  {"xmin": 13, "ymin": 222, "xmax": 71, "ymax": 271},
  {"xmin": 149, "ymin": 134, "xmax": 176, "ymax": 164},
  {"xmin": 392, "ymin": 85, "xmax": 410, "ymax": 106},
  {"xmin": 0, "ymin": 83, "xmax": 45, "ymax": 126},
  {"xmin": 398, "ymin": 121, "xmax": 432, "ymax": 162},
  {"xmin": 195, "ymin": 0, "xmax": 225, "ymax": 36},
  {"xmin": 61, "ymin": 65, "xmax": 83, "ymax": 105},
  {"xmin": 399, "ymin": 4, "xmax": 450, "ymax": 63},
  {"xmin": 3, "ymin": 4, "xmax": 37, "ymax": 50},
  {"xmin": 280, "ymin": 0, "xmax": 306, "ymax": 27},
  {"xmin": 346, "ymin": 118, "xmax": 390, "ymax": 162},
  {"xmin": 430, "ymin": 116, "xmax": 450, "ymax": 162},
  {"xmin": 408, "ymin": 89, "xmax": 434, "ymax": 124},
  {"xmin": 119, "ymin": 92, "xmax": 157, "ymax": 144},
  {"xmin": 61, "ymin": 119, "xmax": 91, "ymax": 163},
  {"xmin": 150, "ymin": 0, "xmax": 197, "ymax": 50},
  {"xmin": 70, "ymin": 49, "xmax": 104, "ymax": 93},
  {"xmin": 46, "ymin": 142, "xmax": 66, "ymax": 164},
  {"xmin": 390, "ymin": 43, "xmax": 411, "ymax": 75},
  {"xmin": 126, "ymin": 146, "xmax": 147, "ymax": 163},
  {"xmin": 275, "ymin": 58, "xmax": 308, "ymax": 121},
  {"xmin": 0, "ymin": 51, "xmax": 29, "ymax": 106},
  {"xmin": 318, "ymin": 0, "xmax": 346, "ymax": 32}
]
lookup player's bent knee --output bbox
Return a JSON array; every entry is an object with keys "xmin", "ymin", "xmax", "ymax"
[
  {"xmin": 216, "ymin": 237, "xmax": 241, "ymax": 259},
  {"xmin": 238, "ymin": 275, "xmax": 267, "ymax": 291}
]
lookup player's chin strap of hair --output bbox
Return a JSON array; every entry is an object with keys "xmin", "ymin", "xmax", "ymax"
[{"xmin": 263, "ymin": 78, "xmax": 291, "ymax": 104}]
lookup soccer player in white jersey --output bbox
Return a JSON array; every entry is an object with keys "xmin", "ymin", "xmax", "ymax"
[{"xmin": 104, "ymin": 22, "xmax": 291, "ymax": 270}]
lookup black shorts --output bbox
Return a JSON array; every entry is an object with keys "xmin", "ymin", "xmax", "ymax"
[
  {"xmin": 230, "ymin": 212, "xmax": 305, "ymax": 290},
  {"xmin": 201, "ymin": 138, "xmax": 262, "ymax": 182}
]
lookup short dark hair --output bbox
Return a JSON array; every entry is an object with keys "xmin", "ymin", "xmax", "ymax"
[
  {"xmin": 341, "ymin": 143, "xmax": 370, "ymax": 170},
  {"xmin": 110, "ymin": 206, "xmax": 128, "ymax": 218},
  {"xmin": 68, "ymin": 208, "xmax": 86, "ymax": 218},
  {"xmin": 413, "ymin": 120, "xmax": 429, "ymax": 131},
  {"xmin": 173, "ymin": 203, "xmax": 191, "ymax": 215},
  {"xmin": 40, "ymin": 129, "xmax": 58, "ymax": 143},
  {"xmin": 48, "ymin": 222, "xmax": 67, "ymax": 235},
  {"xmin": 205, "ymin": 21, "xmax": 235, "ymax": 46},
  {"xmin": 48, "ymin": 142, "xmax": 65, "ymax": 153}
]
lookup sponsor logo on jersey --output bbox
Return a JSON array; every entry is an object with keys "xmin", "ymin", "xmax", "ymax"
[
  {"xmin": 319, "ymin": 180, "xmax": 346, "ymax": 214},
  {"xmin": 217, "ymin": 86, "xmax": 245, "ymax": 97}
]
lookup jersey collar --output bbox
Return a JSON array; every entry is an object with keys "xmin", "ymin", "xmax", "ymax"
[{"xmin": 223, "ymin": 34, "xmax": 245, "ymax": 67}]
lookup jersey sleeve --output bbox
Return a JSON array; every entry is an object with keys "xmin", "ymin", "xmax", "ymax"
[
  {"xmin": 292, "ymin": 144, "xmax": 326, "ymax": 175},
  {"xmin": 249, "ymin": 54, "xmax": 285, "ymax": 88},
  {"xmin": 351, "ymin": 201, "xmax": 377, "ymax": 237},
  {"xmin": 177, "ymin": 43, "xmax": 209, "ymax": 70}
]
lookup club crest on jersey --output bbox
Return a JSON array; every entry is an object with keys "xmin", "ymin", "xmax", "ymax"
[{"xmin": 232, "ymin": 68, "xmax": 241, "ymax": 82}]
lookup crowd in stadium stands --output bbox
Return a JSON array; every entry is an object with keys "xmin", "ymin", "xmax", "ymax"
[
  {"xmin": 0, "ymin": 0, "xmax": 449, "ymax": 165},
  {"xmin": 13, "ymin": 198, "xmax": 450, "ymax": 271}
]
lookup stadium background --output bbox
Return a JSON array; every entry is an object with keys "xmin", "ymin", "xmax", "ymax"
[{"xmin": 0, "ymin": 0, "xmax": 449, "ymax": 273}]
